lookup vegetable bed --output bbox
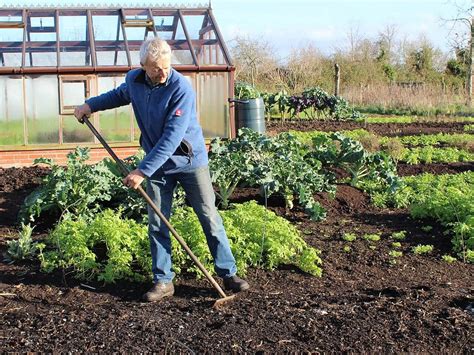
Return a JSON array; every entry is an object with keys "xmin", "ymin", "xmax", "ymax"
[{"xmin": 1, "ymin": 119, "xmax": 473, "ymax": 352}]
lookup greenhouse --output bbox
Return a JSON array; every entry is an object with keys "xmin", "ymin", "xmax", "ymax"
[{"xmin": 0, "ymin": 5, "xmax": 235, "ymax": 166}]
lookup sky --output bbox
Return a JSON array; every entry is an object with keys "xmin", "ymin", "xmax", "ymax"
[
  {"xmin": 2, "ymin": 0, "xmax": 472, "ymax": 59},
  {"xmin": 209, "ymin": 0, "xmax": 472, "ymax": 59}
]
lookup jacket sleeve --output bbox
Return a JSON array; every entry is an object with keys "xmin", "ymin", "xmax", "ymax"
[
  {"xmin": 86, "ymin": 80, "xmax": 131, "ymax": 112},
  {"xmin": 138, "ymin": 86, "xmax": 194, "ymax": 177}
]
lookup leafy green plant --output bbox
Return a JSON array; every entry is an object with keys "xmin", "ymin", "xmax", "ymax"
[
  {"xmin": 400, "ymin": 146, "xmax": 474, "ymax": 164},
  {"xmin": 408, "ymin": 174, "xmax": 474, "ymax": 262},
  {"xmin": 38, "ymin": 209, "xmax": 150, "ymax": 283},
  {"xmin": 19, "ymin": 147, "xmax": 122, "ymax": 223},
  {"xmin": 421, "ymin": 226, "xmax": 433, "ymax": 232},
  {"xmin": 310, "ymin": 132, "xmax": 399, "ymax": 191},
  {"xmin": 465, "ymin": 250, "xmax": 474, "ymax": 263},
  {"xmin": 173, "ymin": 201, "xmax": 323, "ymax": 276},
  {"xmin": 288, "ymin": 87, "xmax": 361, "ymax": 120},
  {"xmin": 209, "ymin": 129, "xmax": 333, "ymax": 221},
  {"xmin": 412, "ymin": 244, "xmax": 434, "ymax": 255},
  {"xmin": 262, "ymin": 90, "xmax": 290, "ymax": 122},
  {"xmin": 362, "ymin": 234, "xmax": 381, "ymax": 242},
  {"xmin": 442, "ymin": 255, "xmax": 457, "ymax": 263},
  {"xmin": 361, "ymin": 172, "xmax": 474, "ymax": 262},
  {"xmin": 342, "ymin": 233, "xmax": 357, "ymax": 242},
  {"xmin": 4, "ymin": 224, "xmax": 37, "ymax": 262},
  {"xmin": 389, "ymin": 250, "xmax": 403, "ymax": 264},
  {"xmin": 390, "ymin": 231, "xmax": 407, "ymax": 240},
  {"xmin": 235, "ymin": 81, "xmax": 260, "ymax": 99},
  {"xmin": 38, "ymin": 202, "xmax": 323, "ymax": 282},
  {"xmin": 343, "ymin": 246, "xmax": 352, "ymax": 253},
  {"xmin": 391, "ymin": 242, "xmax": 402, "ymax": 248},
  {"xmin": 389, "ymin": 250, "xmax": 403, "ymax": 258}
]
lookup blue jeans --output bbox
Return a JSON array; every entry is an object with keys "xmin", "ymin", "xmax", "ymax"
[{"xmin": 146, "ymin": 165, "xmax": 237, "ymax": 283}]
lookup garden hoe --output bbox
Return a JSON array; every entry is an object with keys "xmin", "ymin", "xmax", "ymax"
[{"xmin": 81, "ymin": 116, "xmax": 235, "ymax": 308}]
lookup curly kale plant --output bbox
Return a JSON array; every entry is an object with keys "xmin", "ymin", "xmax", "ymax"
[{"xmin": 19, "ymin": 147, "xmax": 121, "ymax": 223}]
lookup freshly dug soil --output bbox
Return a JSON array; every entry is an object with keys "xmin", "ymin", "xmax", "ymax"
[
  {"xmin": 266, "ymin": 120, "xmax": 470, "ymax": 137},
  {"xmin": 1, "ymin": 166, "xmax": 473, "ymax": 352},
  {"xmin": 0, "ymin": 167, "xmax": 50, "ymax": 226}
]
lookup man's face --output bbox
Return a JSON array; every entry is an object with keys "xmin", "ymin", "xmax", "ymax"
[{"xmin": 142, "ymin": 56, "xmax": 171, "ymax": 84}]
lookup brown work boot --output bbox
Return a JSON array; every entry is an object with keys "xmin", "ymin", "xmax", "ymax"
[
  {"xmin": 142, "ymin": 282, "xmax": 174, "ymax": 302},
  {"xmin": 223, "ymin": 275, "xmax": 250, "ymax": 292}
]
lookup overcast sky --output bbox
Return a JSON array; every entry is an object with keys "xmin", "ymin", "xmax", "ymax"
[{"xmin": 4, "ymin": 0, "xmax": 472, "ymax": 59}]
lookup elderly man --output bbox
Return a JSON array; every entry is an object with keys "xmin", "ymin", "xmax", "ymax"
[{"xmin": 74, "ymin": 38, "xmax": 249, "ymax": 302}]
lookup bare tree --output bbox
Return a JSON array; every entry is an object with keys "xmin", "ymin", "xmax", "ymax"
[
  {"xmin": 345, "ymin": 24, "xmax": 362, "ymax": 62},
  {"xmin": 229, "ymin": 36, "xmax": 279, "ymax": 88},
  {"xmin": 377, "ymin": 24, "xmax": 398, "ymax": 64},
  {"xmin": 443, "ymin": 1, "xmax": 473, "ymax": 106},
  {"xmin": 285, "ymin": 44, "xmax": 327, "ymax": 93}
]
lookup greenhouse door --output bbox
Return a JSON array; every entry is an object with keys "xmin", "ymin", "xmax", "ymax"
[{"xmin": 58, "ymin": 75, "xmax": 96, "ymax": 143}]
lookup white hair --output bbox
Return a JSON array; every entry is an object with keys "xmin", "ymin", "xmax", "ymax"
[{"xmin": 139, "ymin": 38, "xmax": 171, "ymax": 65}]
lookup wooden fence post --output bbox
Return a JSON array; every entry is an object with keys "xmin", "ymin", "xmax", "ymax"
[{"xmin": 334, "ymin": 63, "xmax": 340, "ymax": 97}]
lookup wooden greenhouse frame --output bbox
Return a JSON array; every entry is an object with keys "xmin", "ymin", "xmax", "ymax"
[{"xmin": 0, "ymin": 5, "xmax": 235, "ymax": 166}]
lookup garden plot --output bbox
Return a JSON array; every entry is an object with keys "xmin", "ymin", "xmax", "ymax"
[{"xmin": 1, "ymin": 118, "xmax": 473, "ymax": 352}]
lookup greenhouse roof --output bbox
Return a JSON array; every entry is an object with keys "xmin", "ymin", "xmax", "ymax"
[{"xmin": 0, "ymin": 4, "xmax": 232, "ymax": 74}]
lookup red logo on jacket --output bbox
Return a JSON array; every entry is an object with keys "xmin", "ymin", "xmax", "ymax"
[{"xmin": 175, "ymin": 109, "xmax": 182, "ymax": 117}]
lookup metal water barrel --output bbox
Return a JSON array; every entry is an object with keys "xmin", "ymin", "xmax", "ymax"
[{"xmin": 233, "ymin": 97, "xmax": 266, "ymax": 133}]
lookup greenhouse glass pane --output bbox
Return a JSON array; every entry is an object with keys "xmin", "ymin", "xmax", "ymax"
[
  {"xmin": 25, "ymin": 24, "xmax": 57, "ymax": 67},
  {"xmin": 62, "ymin": 82, "xmax": 86, "ymax": 108},
  {"xmin": 59, "ymin": 15, "xmax": 87, "ymax": 41},
  {"xmin": 25, "ymin": 52, "xmax": 57, "ymax": 67},
  {"xmin": 133, "ymin": 113, "xmax": 140, "ymax": 142},
  {"xmin": 99, "ymin": 108, "xmax": 131, "ymax": 142},
  {"xmin": 124, "ymin": 27, "xmax": 147, "ymax": 41},
  {"xmin": 63, "ymin": 116, "xmax": 93, "ymax": 143},
  {"xmin": 198, "ymin": 72, "xmax": 228, "ymax": 138},
  {"xmin": 92, "ymin": 15, "xmax": 122, "ymax": 41},
  {"xmin": 96, "ymin": 50, "xmax": 128, "ymax": 66},
  {"xmin": 130, "ymin": 50, "xmax": 140, "ymax": 66},
  {"xmin": 98, "ymin": 76, "xmax": 132, "ymax": 142},
  {"xmin": 2, "ymin": 53, "xmax": 22, "ymax": 67},
  {"xmin": 60, "ymin": 51, "xmax": 91, "ymax": 66},
  {"xmin": 197, "ymin": 36, "xmax": 226, "ymax": 65},
  {"xmin": 0, "ymin": 27, "xmax": 23, "ymax": 41},
  {"xmin": 171, "ymin": 49, "xmax": 193, "ymax": 65},
  {"xmin": 59, "ymin": 15, "xmax": 91, "ymax": 66},
  {"xmin": 25, "ymin": 76, "xmax": 59, "ymax": 144},
  {"xmin": 183, "ymin": 15, "xmax": 227, "ymax": 66},
  {"xmin": 0, "ymin": 28, "xmax": 23, "ymax": 67},
  {"xmin": 93, "ymin": 14, "xmax": 128, "ymax": 66},
  {"xmin": 181, "ymin": 15, "xmax": 205, "ymax": 40},
  {"xmin": 0, "ymin": 76, "xmax": 24, "ymax": 146},
  {"xmin": 152, "ymin": 15, "xmax": 176, "ymax": 40}
]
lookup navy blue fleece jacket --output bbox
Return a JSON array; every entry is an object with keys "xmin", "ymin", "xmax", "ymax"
[{"xmin": 86, "ymin": 68, "xmax": 208, "ymax": 177}]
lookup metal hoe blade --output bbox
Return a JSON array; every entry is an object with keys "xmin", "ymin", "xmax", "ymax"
[{"xmin": 81, "ymin": 116, "xmax": 236, "ymax": 307}]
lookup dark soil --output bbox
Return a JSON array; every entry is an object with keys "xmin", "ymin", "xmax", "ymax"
[
  {"xmin": 397, "ymin": 162, "xmax": 474, "ymax": 176},
  {"xmin": 266, "ymin": 120, "xmax": 470, "ymax": 137},
  {"xmin": 0, "ymin": 167, "xmax": 50, "ymax": 227},
  {"xmin": 1, "ymin": 168, "xmax": 474, "ymax": 350}
]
